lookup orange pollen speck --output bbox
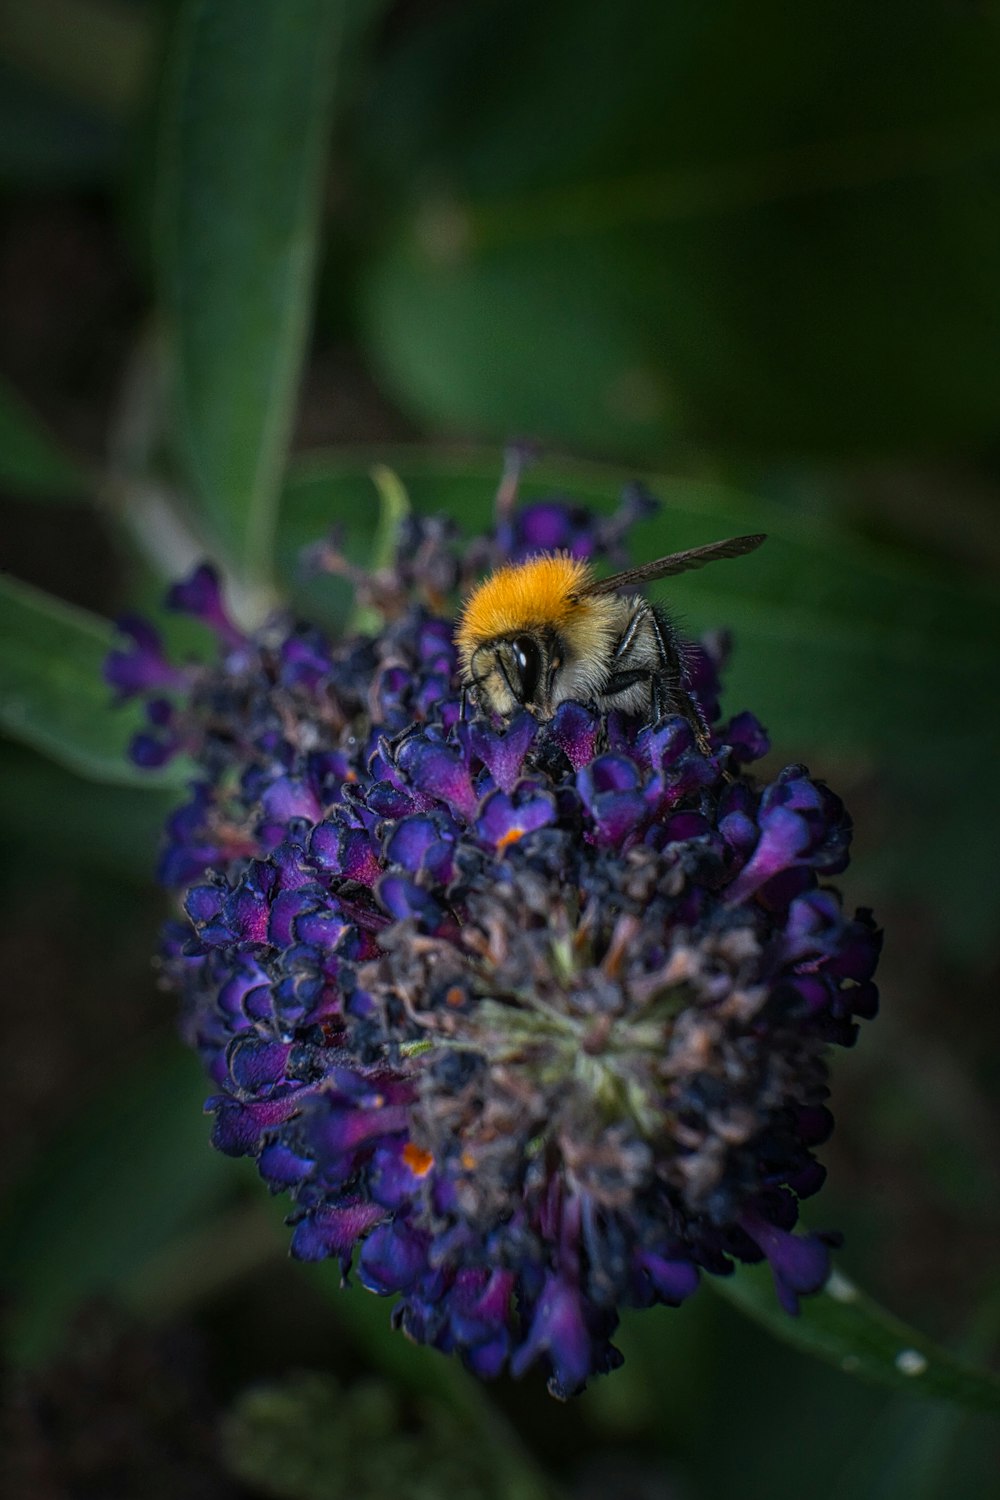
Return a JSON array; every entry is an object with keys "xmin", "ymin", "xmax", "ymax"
[
  {"xmin": 496, "ymin": 825, "xmax": 525, "ymax": 850},
  {"xmin": 461, "ymin": 1149, "xmax": 477, "ymax": 1171},
  {"xmin": 402, "ymin": 1142, "xmax": 434, "ymax": 1177},
  {"xmin": 445, "ymin": 985, "xmax": 466, "ymax": 1007}
]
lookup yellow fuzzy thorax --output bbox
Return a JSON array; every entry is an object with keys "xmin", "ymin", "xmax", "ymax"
[{"xmin": 455, "ymin": 553, "xmax": 593, "ymax": 668}]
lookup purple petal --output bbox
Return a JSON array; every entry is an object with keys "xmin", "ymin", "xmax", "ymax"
[
  {"xmin": 378, "ymin": 873, "xmax": 444, "ymax": 925},
  {"xmin": 469, "ymin": 712, "xmax": 537, "ymax": 792},
  {"xmin": 397, "ymin": 738, "xmax": 478, "ymax": 822},
  {"xmin": 549, "ymin": 702, "xmax": 600, "ymax": 770},
  {"xmin": 511, "ymin": 1273, "xmax": 595, "ymax": 1398},
  {"xmin": 290, "ymin": 1199, "xmax": 389, "ymax": 1263},
  {"xmin": 633, "ymin": 1251, "xmax": 700, "ymax": 1307},
  {"xmin": 740, "ymin": 1210, "xmax": 833, "ymax": 1315},
  {"xmin": 722, "ymin": 710, "xmax": 770, "ymax": 764},
  {"xmin": 358, "ymin": 1221, "xmax": 431, "ymax": 1295},
  {"xmin": 476, "ymin": 785, "xmax": 557, "ymax": 850},
  {"xmin": 105, "ymin": 615, "xmax": 187, "ymax": 700},
  {"xmin": 725, "ymin": 806, "xmax": 814, "ymax": 904},
  {"xmin": 166, "ymin": 563, "xmax": 245, "ymax": 647}
]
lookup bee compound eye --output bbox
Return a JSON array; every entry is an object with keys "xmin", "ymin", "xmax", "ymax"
[{"xmin": 511, "ymin": 635, "xmax": 542, "ymax": 704}]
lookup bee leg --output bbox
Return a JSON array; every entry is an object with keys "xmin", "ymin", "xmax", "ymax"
[
  {"xmin": 611, "ymin": 608, "xmax": 647, "ymax": 662},
  {"xmin": 603, "ymin": 668, "xmax": 652, "ymax": 699},
  {"xmin": 459, "ymin": 685, "xmax": 470, "ymax": 720},
  {"xmin": 650, "ymin": 672, "xmax": 668, "ymax": 721},
  {"xmin": 647, "ymin": 671, "xmax": 697, "ymax": 736},
  {"xmin": 612, "ymin": 606, "xmax": 690, "ymax": 725},
  {"xmin": 645, "ymin": 610, "xmax": 715, "ymax": 757}
]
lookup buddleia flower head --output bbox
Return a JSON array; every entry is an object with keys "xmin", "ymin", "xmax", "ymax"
[{"xmin": 107, "ymin": 470, "xmax": 880, "ymax": 1398}]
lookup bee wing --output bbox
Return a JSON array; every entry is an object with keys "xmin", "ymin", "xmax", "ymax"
[{"xmin": 573, "ymin": 534, "xmax": 766, "ymax": 598}]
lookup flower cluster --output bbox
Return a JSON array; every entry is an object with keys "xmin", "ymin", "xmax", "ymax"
[{"xmin": 107, "ymin": 479, "xmax": 880, "ymax": 1398}]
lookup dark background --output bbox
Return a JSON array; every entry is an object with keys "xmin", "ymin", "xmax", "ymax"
[{"xmin": 1, "ymin": 2, "xmax": 999, "ymax": 1496}]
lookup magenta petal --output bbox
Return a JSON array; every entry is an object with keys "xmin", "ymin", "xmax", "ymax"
[
  {"xmin": 511, "ymin": 1274, "xmax": 594, "ymax": 1398},
  {"xmin": 470, "ymin": 712, "xmax": 537, "ymax": 792},
  {"xmin": 548, "ymin": 702, "xmax": 600, "ymax": 770},
  {"xmin": 291, "ymin": 1199, "xmax": 389, "ymax": 1262},
  {"xmin": 358, "ymin": 1221, "xmax": 431, "ymax": 1294},
  {"xmin": 476, "ymin": 785, "xmax": 557, "ymax": 849},
  {"xmin": 725, "ymin": 806, "xmax": 814, "ymax": 903},
  {"xmin": 740, "ymin": 1210, "xmax": 833, "ymax": 1315}
]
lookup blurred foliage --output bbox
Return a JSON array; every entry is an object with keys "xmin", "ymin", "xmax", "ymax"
[
  {"xmin": 0, "ymin": 1303, "xmax": 235, "ymax": 1500},
  {"xmin": 223, "ymin": 1371, "xmax": 548, "ymax": 1500},
  {"xmin": 0, "ymin": 1042, "xmax": 237, "ymax": 1366},
  {"xmin": 0, "ymin": 572, "xmax": 187, "ymax": 785},
  {"xmin": 155, "ymin": 0, "xmax": 346, "ymax": 586},
  {"xmin": 0, "ymin": 376, "xmax": 90, "ymax": 498},
  {"xmin": 1, "ymin": 1, "xmax": 999, "ymax": 1498},
  {"xmin": 356, "ymin": 0, "xmax": 1000, "ymax": 458}
]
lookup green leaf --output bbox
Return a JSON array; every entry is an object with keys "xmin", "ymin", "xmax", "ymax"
[
  {"xmin": 0, "ymin": 573, "xmax": 188, "ymax": 786},
  {"xmin": 306, "ymin": 1267, "xmax": 551, "ymax": 1500},
  {"xmin": 223, "ymin": 1371, "xmax": 550, "ymax": 1500},
  {"xmin": 0, "ymin": 1041, "xmax": 235, "ymax": 1365},
  {"xmin": 0, "ymin": 0, "xmax": 153, "ymax": 120},
  {"xmin": 0, "ymin": 378, "xmax": 90, "ymax": 499},
  {"xmin": 357, "ymin": 0, "xmax": 1000, "ymax": 458},
  {"xmin": 826, "ymin": 1292, "xmax": 1000, "ymax": 1500},
  {"xmin": 156, "ymin": 0, "xmax": 344, "ymax": 589},
  {"xmin": 0, "ymin": 742, "xmax": 172, "ymax": 880},
  {"xmin": 713, "ymin": 1262, "xmax": 1000, "ymax": 1416},
  {"xmin": 0, "ymin": 60, "xmax": 123, "ymax": 187}
]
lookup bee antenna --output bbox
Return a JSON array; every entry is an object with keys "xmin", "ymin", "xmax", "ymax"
[{"xmin": 495, "ymin": 440, "xmax": 542, "ymax": 523}]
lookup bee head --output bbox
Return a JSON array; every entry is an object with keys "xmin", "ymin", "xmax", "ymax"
[{"xmin": 469, "ymin": 632, "xmax": 549, "ymax": 717}]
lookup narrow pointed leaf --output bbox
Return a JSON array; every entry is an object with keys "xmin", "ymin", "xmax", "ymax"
[
  {"xmin": 156, "ymin": 0, "xmax": 344, "ymax": 586},
  {"xmin": 713, "ymin": 1262, "xmax": 1000, "ymax": 1415},
  {"xmin": 0, "ymin": 574, "xmax": 187, "ymax": 786}
]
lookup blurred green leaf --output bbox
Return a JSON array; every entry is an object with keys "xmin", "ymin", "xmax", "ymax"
[
  {"xmin": 830, "ymin": 1398, "xmax": 985, "ymax": 1500},
  {"xmin": 277, "ymin": 463, "xmax": 380, "ymax": 633},
  {"xmin": 223, "ymin": 1370, "xmax": 550, "ymax": 1500},
  {"xmin": 357, "ymin": 0, "xmax": 1000, "ymax": 458},
  {"xmin": 0, "ymin": 0, "xmax": 153, "ymax": 120},
  {"xmin": 156, "ymin": 0, "xmax": 344, "ymax": 590},
  {"xmin": 0, "ymin": 60, "xmax": 123, "ymax": 186},
  {"xmin": 579, "ymin": 1292, "xmax": 721, "ymax": 1448},
  {"xmin": 0, "ymin": 1042, "xmax": 234, "ymax": 1365},
  {"xmin": 0, "ymin": 378, "xmax": 90, "ymax": 500},
  {"xmin": 713, "ymin": 1262, "xmax": 1000, "ymax": 1416},
  {"xmin": 309, "ymin": 1264, "xmax": 547, "ymax": 1498},
  {"xmin": 281, "ymin": 447, "xmax": 998, "ymax": 952},
  {"xmin": 0, "ymin": 573, "xmax": 188, "ymax": 787},
  {"xmin": 0, "ymin": 742, "xmax": 171, "ymax": 880},
  {"xmin": 827, "ymin": 1291, "xmax": 1000, "ymax": 1500}
]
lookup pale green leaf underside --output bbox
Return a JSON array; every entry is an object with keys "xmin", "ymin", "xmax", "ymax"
[{"xmin": 714, "ymin": 1262, "xmax": 1000, "ymax": 1415}]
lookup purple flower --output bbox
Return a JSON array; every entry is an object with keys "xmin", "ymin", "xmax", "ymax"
[
  {"xmin": 103, "ymin": 616, "xmax": 188, "ymax": 701},
  {"xmin": 166, "ymin": 563, "xmax": 246, "ymax": 649},
  {"xmin": 111, "ymin": 476, "xmax": 881, "ymax": 1399}
]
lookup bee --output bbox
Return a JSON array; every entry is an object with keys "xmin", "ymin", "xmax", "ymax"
[{"xmin": 455, "ymin": 534, "xmax": 766, "ymax": 742}]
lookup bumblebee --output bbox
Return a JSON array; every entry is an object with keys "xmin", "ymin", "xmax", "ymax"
[{"xmin": 455, "ymin": 534, "xmax": 765, "ymax": 737}]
